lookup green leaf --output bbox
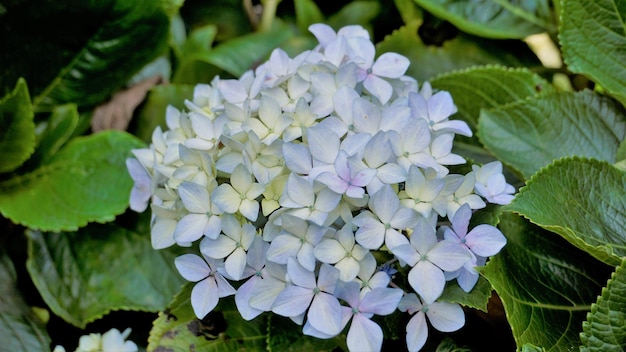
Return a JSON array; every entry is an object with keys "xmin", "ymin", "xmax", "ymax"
[
  {"xmin": 413, "ymin": 0, "xmax": 556, "ymax": 39},
  {"xmin": 294, "ymin": 0, "xmax": 324, "ymax": 33},
  {"xmin": 560, "ymin": 0, "xmax": 626, "ymax": 106},
  {"xmin": 174, "ymin": 23, "xmax": 293, "ymax": 83},
  {"xmin": 431, "ymin": 66, "xmax": 552, "ymax": 129},
  {"xmin": 481, "ymin": 212, "xmax": 612, "ymax": 351},
  {"xmin": 440, "ymin": 275, "xmax": 492, "ymax": 312},
  {"xmin": 0, "ymin": 78, "xmax": 35, "ymax": 173},
  {"xmin": 0, "ymin": 130, "xmax": 145, "ymax": 231},
  {"xmin": 26, "ymin": 104, "xmax": 79, "ymax": 168},
  {"xmin": 581, "ymin": 257, "xmax": 626, "ymax": 351},
  {"xmin": 267, "ymin": 314, "xmax": 344, "ymax": 351},
  {"xmin": 435, "ymin": 337, "xmax": 473, "ymax": 352},
  {"xmin": 25, "ymin": 223, "xmax": 184, "ymax": 328},
  {"xmin": 376, "ymin": 22, "xmax": 540, "ymax": 82},
  {"xmin": 507, "ymin": 157, "xmax": 626, "ymax": 267},
  {"xmin": 148, "ymin": 285, "xmax": 266, "ymax": 351},
  {"xmin": 134, "ymin": 84, "xmax": 195, "ymax": 142},
  {"xmin": 327, "ymin": 1, "xmax": 381, "ymax": 31},
  {"xmin": 0, "ymin": 0, "xmax": 172, "ymax": 110},
  {"xmin": 0, "ymin": 249, "xmax": 51, "ymax": 351},
  {"xmin": 478, "ymin": 90, "xmax": 626, "ymax": 179}
]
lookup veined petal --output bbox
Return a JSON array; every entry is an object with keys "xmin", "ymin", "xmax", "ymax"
[
  {"xmin": 178, "ymin": 182, "xmax": 210, "ymax": 213},
  {"xmin": 334, "ymin": 257, "xmax": 361, "ymax": 282},
  {"xmin": 239, "ymin": 199, "xmax": 260, "ymax": 221},
  {"xmin": 201, "ymin": 235, "xmax": 236, "ymax": 259},
  {"xmin": 212, "ymin": 184, "xmax": 241, "ymax": 213},
  {"xmin": 151, "ymin": 217, "xmax": 177, "ymax": 249},
  {"xmin": 191, "ymin": 278, "xmax": 219, "ymax": 318},
  {"xmin": 406, "ymin": 312, "xmax": 428, "ymax": 352},
  {"xmin": 354, "ymin": 220, "xmax": 386, "ymax": 250},
  {"xmin": 174, "ymin": 214, "xmax": 208, "ymax": 243},
  {"xmin": 408, "ymin": 261, "xmax": 445, "ymax": 304},
  {"xmin": 428, "ymin": 240, "xmax": 472, "ymax": 272},
  {"xmin": 364, "ymin": 75, "xmax": 393, "ymax": 105},
  {"xmin": 389, "ymin": 244, "xmax": 419, "ymax": 266},
  {"xmin": 315, "ymin": 239, "xmax": 347, "ymax": 263},
  {"xmin": 372, "ymin": 52, "xmax": 410, "ymax": 78},
  {"xmin": 298, "ymin": 242, "xmax": 317, "ymax": 272},
  {"xmin": 174, "ymin": 254, "xmax": 210, "ymax": 282},
  {"xmin": 427, "ymin": 91, "xmax": 457, "ymax": 123},
  {"xmin": 427, "ymin": 301, "xmax": 465, "ymax": 332},
  {"xmin": 235, "ymin": 277, "xmax": 264, "ymax": 320},
  {"xmin": 272, "ymin": 286, "xmax": 313, "ymax": 317},
  {"xmin": 266, "ymin": 235, "xmax": 302, "ymax": 265},
  {"xmin": 465, "ymin": 225, "xmax": 507, "ymax": 257},
  {"xmin": 359, "ymin": 287, "xmax": 403, "ymax": 315},
  {"xmin": 225, "ymin": 248, "xmax": 248, "ymax": 280},
  {"xmin": 282, "ymin": 143, "xmax": 312, "ymax": 174},
  {"xmin": 347, "ymin": 314, "xmax": 383, "ymax": 352},
  {"xmin": 308, "ymin": 293, "xmax": 343, "ymax": 335}
]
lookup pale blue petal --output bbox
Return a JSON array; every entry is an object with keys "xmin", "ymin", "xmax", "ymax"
[
  {"xmin": 408, "ymin": 261, "xmax": 445, "ymax": 304},
  {"xmin": 271, "ymin": 286, "xmax": 313, "ymax": 317},
  {"xmin": 427, "ymin": 301, "xmax": 465, "ymax": 332},
  {"xmin": 364, "ymin": 74, "xmax": 393, "ymax": 105},
  {"xmin": 428, "ymin": 240, "xmax": 472, "ymax": 272},
  {"xmin": 347, "ymin": 314, "xmax": 383, "ymax": 352},
  {"xmin": 235, "ymin": 277, "xmax": 264, "ymax": 320},
  {"xmin": 308, "ymin": 125, "xmax": 340, "ymax": 164},
  {"xmin": 317, "ymin": 263, "xmax": 340, "ymax": 293},
  {"xmin": 405, "ymin": 312, "xmax": 428, "ymax": 352},
  {"xmin": 451, "ymin": 203, "xmax": 472, "ymax": 238},
  {"xmin": 283, "ymin": 143, "xmax": 312, "ymax": 175},
  {"xmin": 239, "ymin": 199, "xmax": 260, "ymax": 221},
  {"xmin": 372, "ymin": 52, "xmax": 410, "ymax": 78},
  {"xmin": 315, "ymin": 188, "xmax": 342, "ymax": 212},
  {"xmin": 359, "ymin": 287, "xmax": 403, "ymax": 315},
  {"xmin": 174, "ymin": 254, "xmax": 209, "ymax": 282},
  {"xmin": 298, "ymin": 242, "xmax": 317, "ymax": 272},
  {"xmin": 178, "ymin": 182, "xmax": 210, "ymax": 213},
  {"xmin": 191, "ymin": 278, "xmax": 219, "ymax": 318},
  {"xmin": 249, "ymin": 275, "xmax": 285, "ymax": 311},
  {"xmin": 369, "ymin": 185, "xmax": 399, "ymax": 222},
  {"xmin": 200, "ymin": 235, "xmax": 236, "ymax": 259},
  {"xmin": 427, "ymin": 91, "xmax": 457, "ymax": 123},
  {"xmin": 287, "ymin": 257, "xmax": 317, "ymax": 288},
  {"xmin": 335, "ymin": 257, "xmax": 361, "ymax": 282},
  {"xmin": 314, "ymin": 239, "xmax": 346, "ymax": 263},
  {"xmin": 266, "ymin": 235, "xmax": 301, "ymax": 265},
  {"xmin": 174, "ymin": 214, "xmax": 207, "ymax": 243},
  {"xmin": 465, "ymin": 224, "xmax": 507, "ymax": 257},
  {"xmin": 204, "ymin": 215, "xmax": 222, "ymax": 240},
  {"xmin": 308, "ymin": 292, "xmax": 343, "ymax": 335},
  {"xmin": 225, "ymin": 248, "xmax": 248, "ymax": 280},
  {"xmin": 212, "ymin": 184, "xmax": 240, "ymax": 213},
  {"xmin": 354, "ymin": 219, "xmax": 385, "ymax": 250},
  {"xmin": 388, "ymin": 244, "xmax": 418, "ymax": 267}
]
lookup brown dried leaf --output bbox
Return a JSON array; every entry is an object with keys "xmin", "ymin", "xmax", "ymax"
[{"xmin": 91, "ymin": 75, "xmax": 161, "ymax": 132}]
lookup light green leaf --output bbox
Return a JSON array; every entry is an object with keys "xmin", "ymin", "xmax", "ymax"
[
  {"xmin": 174, "ymin": 23, "xmax": 293, "ymax": 83},
  {"xmin": 376, "ymin": 22, "xmax": 540, "ymax": 82},
  {"xmin": 148, "ymin": 286, "xmax": 266, "ymax": 351},
  {"xmin": 507, "ymin": 157, "xmax": 626, "ymax": 267},
  {"xmin": 0, "ymin": 78, "xmax": 35, "ymax": 173},
  {"xmin": 616, "ymin": 138, "xmax": 626, "ymax": 163},
  {"xmin": 431, "ymin": 66, "xmax": 552, "ymax": 129},
  {"xmin": 0, "ymin": 249, "xmax": 51, "ymax": 351},
  {"xmin": 581, "ymin": 257, "xmax": 626, "ymax": 351},
  {"xmin": 26, "ymin": 223, "xmax": 184, "ymax": 328},
  {"xmin": 482, "ymin": 212, "xmax": 612, "ymax": 351},
  {"xmin": 440, "ymin": 275, "xmax": 492, "ymax": 312},
  {"xmin": 413, "ymin": 0, "xmax": 556, "ymax": 39},
  {"xmin": 0, "ymin": 130, "xmax": 145, "ymax": 231},
  {"xmin": 327, "ymin": 1, "xmax": 381, "ymax": 31},
  {"xmin": 294, "ymin": 0, "xmax": 324, "ymax": 33},
  {"xmin": 478, "ymin": 90, "xmax": 626, "ymax": 179},
  {"xmin": 560, "ymin": 0, "xmax": 626, "ymax": 106},
  {"xmin": 26, "ymin": 104, "xmax": 79, "ymax": 168},
  {"xmin": 134, "ymin": 84, "xmax": 195, "ymax": 142},
  {"xmin": 1, "ymin": 0, "xmax": 173, "ymax": 110}
]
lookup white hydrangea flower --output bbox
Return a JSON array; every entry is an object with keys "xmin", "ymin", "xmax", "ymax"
[{"xmin": 126, "ymin": 22, "xmax": 516, "ymax": 352}]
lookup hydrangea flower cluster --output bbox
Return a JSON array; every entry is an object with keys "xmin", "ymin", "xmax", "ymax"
[
  {"xmin": 127, "ymin": 23, "xmax": 514, "ymax": 352},
  {"xmin": 53, "ymin": 327, "xmax": 138, "ymax": 352}
]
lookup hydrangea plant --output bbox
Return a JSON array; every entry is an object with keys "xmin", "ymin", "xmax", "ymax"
[{"xmin": 127, "ymin": 23, "xmax": 512, "ymax": 351}]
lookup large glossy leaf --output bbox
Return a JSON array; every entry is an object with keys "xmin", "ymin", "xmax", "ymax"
[
  {"xmin": 431, "ymin": 66, "xmax": 552, "ymax": 129},
  {"xmin": 0, "ymin": 78, "xmax": 35, "ymax": 173},
  {"xmin": 441, "ymin": 276, "xmax": 493, "ymax": 312},
  {"xmin": 327, "ymin": 1, "xmax": 381, "ymax": 31},
  {"xmin": 0, "ymin": 0, "xmax": 173, "ymax": 110},
  {"xmin": 478, "ymin": 90, "xmax": 626, "ymax": 179},
  {"xmin": 581, "ymin": 257, "xmax": 626, "ymax": 350},
  {"xmin": 294, "ymin": 0, "xmax": 324, "ymax": 33},
  {"xmin": 482, "ymin": 212, "xmax": 612, "ymax": 351},
  {"xmin": 25, "ymin": 104, "xmax": 79, "ymax": 168},
  {"xmin": 507, "ymin": 158, "xmax": 626, "ymax": 267},
  {"xmin": 560, "ymin": 0, "xmax": 626, "ymax": 106},
  {"xmin": 173, "ymin": 24, "xmax": 294, "ymax": 83},
  {"xmin": 26, "ymin": 223, "xmax": 185, "ymax": 328},
  {"xmin": 376, "ymin": 22, "xmax": 540, "ymax": 82},
  {"xmin": 413, "ymin": 0, "xmax": 556, "ymax": 39},
  {"xmin": 0, "ymin": 130, "xmax": 145, "ymax": 231},
  {"xmin": 0, "ymin": 249, "xmax": 51, "ymax": 351}
]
